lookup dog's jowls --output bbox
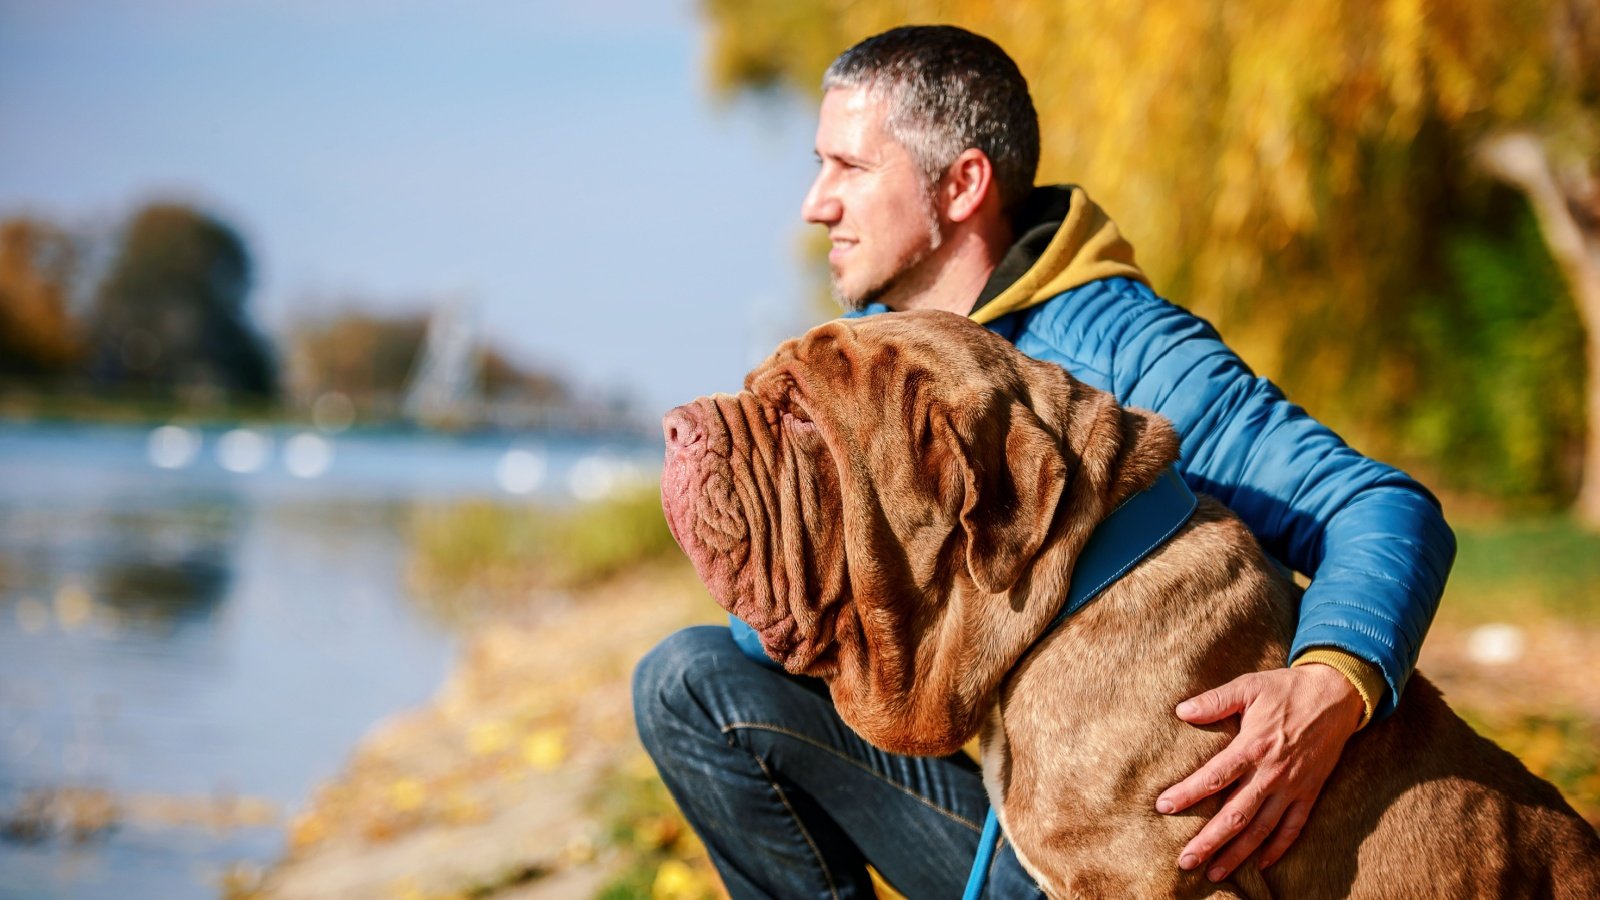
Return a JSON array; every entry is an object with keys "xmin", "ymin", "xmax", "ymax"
[{"xmin": 660, "ymin": 310, "xmax": 1600, "ymax": 898}]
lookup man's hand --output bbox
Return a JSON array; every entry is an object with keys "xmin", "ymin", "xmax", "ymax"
[{"xmin": 1155, "ymin": 664, "xmax": 1364, "ymax": 882}]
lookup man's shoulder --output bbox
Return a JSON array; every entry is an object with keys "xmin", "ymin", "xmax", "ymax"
[
  {"xmin": 1021, "ymin": 275, "xmax": 1167, "ymax": 327},
  {"xmin": 1006, "ymin": 277, "xmax": 1181, "ymax": 360}
]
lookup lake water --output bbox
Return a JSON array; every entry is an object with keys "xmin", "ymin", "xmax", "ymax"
[{"xmin": 0, "ymin": 422, "xmax": 662, "ymax": 899}]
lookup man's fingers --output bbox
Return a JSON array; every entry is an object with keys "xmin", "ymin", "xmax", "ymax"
[
  {"xmin": 1175, "ymin": 675, "xmax": 1254, "ymax": 725},
  {"xmin": 1204, "ymin": 794, "xmax": 1289, "ymax": 881},
  {"xmin": 1256, "ymin": 799, "xmax": 1312, "ymax": 869},
  {"xmin": 1158, "ymin": 747, "xmax": 1251, "ymax": 815},
  {"xmin": 1176, "ymin": 784, "xmax": 1266, "ymax": 873}
]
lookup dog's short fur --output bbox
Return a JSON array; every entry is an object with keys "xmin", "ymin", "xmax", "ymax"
[{"xmin": 660, "ymin": 310, "xmax": 1600, "ymax": 897}]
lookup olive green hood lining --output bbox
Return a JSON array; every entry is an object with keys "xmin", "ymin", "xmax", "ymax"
[{"xmin": 968, "ymin": 185, "xmax": 1149, "ymax": 325}]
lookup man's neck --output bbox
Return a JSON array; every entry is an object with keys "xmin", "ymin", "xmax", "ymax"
[{"xmin": 887, "ymin": 218, "xmax": 1013, "ymax": 316}]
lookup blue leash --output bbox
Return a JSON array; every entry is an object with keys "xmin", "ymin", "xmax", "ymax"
[
  {"xmin": 961, "ymin": 467, "xmax": 1196, "ymax": 898},
  {"xmin": 963, "ymin": 808, "xmax": 1005, "ymax": 900}
]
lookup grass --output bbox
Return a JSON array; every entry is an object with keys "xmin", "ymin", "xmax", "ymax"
[
  {"xmin": 1429, "ymin": 514, "xmax": 1600, "ymax": 824},
  {"xmin": 405, "ymin": 487, "xmax": 681, "ymax": 625},
  {"xmin": 1444, "ymin": 515, "xmax": 1600, "ymax": 624}
]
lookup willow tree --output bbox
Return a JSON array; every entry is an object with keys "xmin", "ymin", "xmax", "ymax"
[{"xmin": 703, "ymin": 0, "xmax": 1600, "ymax": 521}]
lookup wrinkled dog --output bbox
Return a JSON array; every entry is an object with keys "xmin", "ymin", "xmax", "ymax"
[{"xmin": 660, "ymin": 310, "xmax": 1600, "ymax": 898}]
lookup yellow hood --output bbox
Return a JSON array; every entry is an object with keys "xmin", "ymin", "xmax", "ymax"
[{"xmin": 969, "ymin": 186, "xmax": 1148, "ymax": 325}]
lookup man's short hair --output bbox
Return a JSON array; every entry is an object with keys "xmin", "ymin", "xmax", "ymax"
[{"xmin": 823, "ymin": 25, "xmax": 1040, "ymax": 213}]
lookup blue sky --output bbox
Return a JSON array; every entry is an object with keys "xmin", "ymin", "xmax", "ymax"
[{"xmin": 0, "ymin": 0, "xmax": 824, "ymax": 416}]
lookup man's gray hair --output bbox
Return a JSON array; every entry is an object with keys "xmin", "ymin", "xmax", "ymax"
[{"xmin": 823, "ymin": 25, "xmax": 1040, "ymax": 213}]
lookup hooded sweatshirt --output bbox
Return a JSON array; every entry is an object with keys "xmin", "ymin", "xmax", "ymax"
[{"xmin": 859, "ymin": 185, "xmax": 1454, "ymax": 722}]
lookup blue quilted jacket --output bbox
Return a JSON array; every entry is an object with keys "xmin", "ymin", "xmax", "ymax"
[{"xmin": 851, "ymin": 186, "xmax": 1456, "ymax": 719}]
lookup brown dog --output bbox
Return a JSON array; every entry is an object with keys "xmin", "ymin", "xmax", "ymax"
[{"xmin": 659, "ymin": 310, "xmax": 1600, "ymax": 898}]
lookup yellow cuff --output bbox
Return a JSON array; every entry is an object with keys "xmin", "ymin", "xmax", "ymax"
[{"xmin": 1291, "ymin": 649, "xmax": 1385, "ymax": 730}]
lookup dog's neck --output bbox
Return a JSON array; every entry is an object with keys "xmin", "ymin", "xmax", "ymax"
[
  {"xmin": 979, "ymin": 389, "xmax": 1181, "ymax": 661},
  {"xmin": 1029, "ymin": 395, "xmax": 1181, "ymax": 615},
  {"xmin": 827, "ymin": 384, "xmax": 1182, "ymax": 757}
]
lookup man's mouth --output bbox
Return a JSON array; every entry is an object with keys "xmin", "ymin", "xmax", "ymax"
[{"xmin": 827, "ymin": 236, "xmax": 857, "ymax": 264}]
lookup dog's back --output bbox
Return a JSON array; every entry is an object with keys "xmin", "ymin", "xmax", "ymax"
[
  {"xmin": 991, "ymin": 496, "xmax": 1600, "ymax": 898},
  {"xmin": 1291, "ymin": 674, "xmax": 1600, "ymax": 898}
]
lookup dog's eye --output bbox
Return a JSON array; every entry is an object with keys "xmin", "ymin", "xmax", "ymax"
[{"xmin": 781, "ymin": 398, "xmax": 813, "ymax": 426}]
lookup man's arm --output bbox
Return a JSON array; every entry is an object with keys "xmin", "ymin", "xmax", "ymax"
[{"xmin": 1074, "ymin": 281, "xmax": 1457, "ymax": 878}]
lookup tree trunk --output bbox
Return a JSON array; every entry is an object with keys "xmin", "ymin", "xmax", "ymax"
[{"xmin": 1478, "ymin": 132, "xmax": 1600, "ymax": 527}]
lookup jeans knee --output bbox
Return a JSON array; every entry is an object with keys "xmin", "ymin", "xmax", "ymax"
[{"xmin": 632, "ymin": 625, "xmax": 733, "ymax": 748}]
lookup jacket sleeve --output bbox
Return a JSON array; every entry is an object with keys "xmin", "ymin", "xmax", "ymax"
[{"xmin": 1096, "ymin": 282, "xmax": 1456, "ymax": 719}]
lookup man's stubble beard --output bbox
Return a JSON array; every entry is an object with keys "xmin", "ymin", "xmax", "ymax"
[{"xmin": 832, "ymin": 190, "xmax": 946, "ymax": 313}]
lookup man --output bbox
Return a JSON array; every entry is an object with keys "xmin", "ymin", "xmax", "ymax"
[{"xmin": 635, "ymin": 25, "xmax": 1454, "ymax": 898}]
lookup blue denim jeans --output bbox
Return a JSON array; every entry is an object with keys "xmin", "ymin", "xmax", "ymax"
[{"xmin": 633, "ymin": 625, "xmax": 1045, "ymax": 899}]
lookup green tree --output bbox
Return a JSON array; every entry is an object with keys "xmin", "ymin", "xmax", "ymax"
[
  {"xmin": 88, "ymin": 203, "xmax": 277, "ymax": 400},
  {"xmin": 702, "ymin": 0, "xmax": 1600, "ymax": 520},
  {"xmin": 0, "ymin": 217, "xmax": 83, "ymax": 379}
]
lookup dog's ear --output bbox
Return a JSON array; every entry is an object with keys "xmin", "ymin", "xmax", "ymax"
[{"xmin": 947, "ymin": 399, "xmax": 1067, "ymax": 594}]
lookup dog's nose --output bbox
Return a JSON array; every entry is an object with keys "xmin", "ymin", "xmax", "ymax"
[{"xmin": 662, "ymin": 406, "xmax": 703, "ymax": 449}]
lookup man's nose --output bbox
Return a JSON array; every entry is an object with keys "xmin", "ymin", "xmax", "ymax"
[
  {"xmin": 662, "ymin": 406, "xmax": 704, "ymax": 450},
  {"xmin": 801, "ymin": 174, "xmax": 840, "ymax": 225}
]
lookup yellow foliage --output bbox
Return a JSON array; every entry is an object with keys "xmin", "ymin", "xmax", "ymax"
[
  {"xmin": 387, "ymin": 777, "xmax": 427, "ymax": 812},
  {"xmin": 652, "ymin": 858, "xmax": 713, "ymax": 900},
  {"xmin": 521, "ymin": 728, "xmax": 568, "ymax": 771},
  {"xmin": 441, "ymin": 790, "xmax": 486, "ymax": 826},
  {"xmin": 468, "ymin": 721, "xmax": 513, "ymax": 757},
  {"xmin": 390, "ymin": 878, "xmax": 429, "ymax": 900},
  {"xmin": 287, "ymin": 811, "xmax": 328, "ymax": 851},
  {"xmin": 701, "ymin": 0, "xmax": 1600, "ymax": 482}
]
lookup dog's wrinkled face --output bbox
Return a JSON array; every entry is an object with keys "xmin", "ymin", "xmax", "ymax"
[
  {"xmin": 660, "ymin": 310, "xmax": 1158, "ymax": 753},
  {"xmin": 659, "ymin": 347, "xmax": 850, "ymax": 674}
]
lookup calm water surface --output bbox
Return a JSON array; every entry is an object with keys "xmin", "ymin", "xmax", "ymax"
[{"xmin": 0, "ymin": 423, "xmax": 660, "ymax": 899}]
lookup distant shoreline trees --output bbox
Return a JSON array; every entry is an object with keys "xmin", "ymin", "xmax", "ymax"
[
  {"xmin": 0, "ymin": 200, "xmax": 620, "ymax": 433},
  {"xmin": 1, "ymin": 202, "xmax": 278, "ymax": 406},
  {"xmin": 284, "ymin": 307, "xmax": 573, "ymax": 430}
]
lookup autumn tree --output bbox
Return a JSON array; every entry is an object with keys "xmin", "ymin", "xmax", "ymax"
[
  {"xmin": 0, "ymin": 217, "xmax": 83, "ymax": 379},
  {"xmin": 702, "ymin": 0, "xmax": 1600, "ymax": 521},
  {"xmin": 88, "ymin": 203, "xmax": 277, "ymax": 399}
]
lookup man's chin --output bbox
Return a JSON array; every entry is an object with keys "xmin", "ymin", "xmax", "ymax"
[{"xmin": 831, "ymin": 278, "xmax": 883, "ymax": 314}]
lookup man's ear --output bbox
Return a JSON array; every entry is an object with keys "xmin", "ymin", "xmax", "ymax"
[
  {"xmin": 942, "ymin": 148, "xmax": 996, "ymax": 224},
  {"xmin": 949, "ymin": 401, "xmax": 1067, "ymax": 593}
]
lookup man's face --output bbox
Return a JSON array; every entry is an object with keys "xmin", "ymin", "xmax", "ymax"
[{"xmin": 802, "ymin": 87, "xmax": 943, "ymax": 311}]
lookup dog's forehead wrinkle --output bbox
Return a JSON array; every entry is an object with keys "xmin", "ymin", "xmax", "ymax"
[{"xmin": 733, "ymin": 392, "xmax": 784, "ymax": 477}]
